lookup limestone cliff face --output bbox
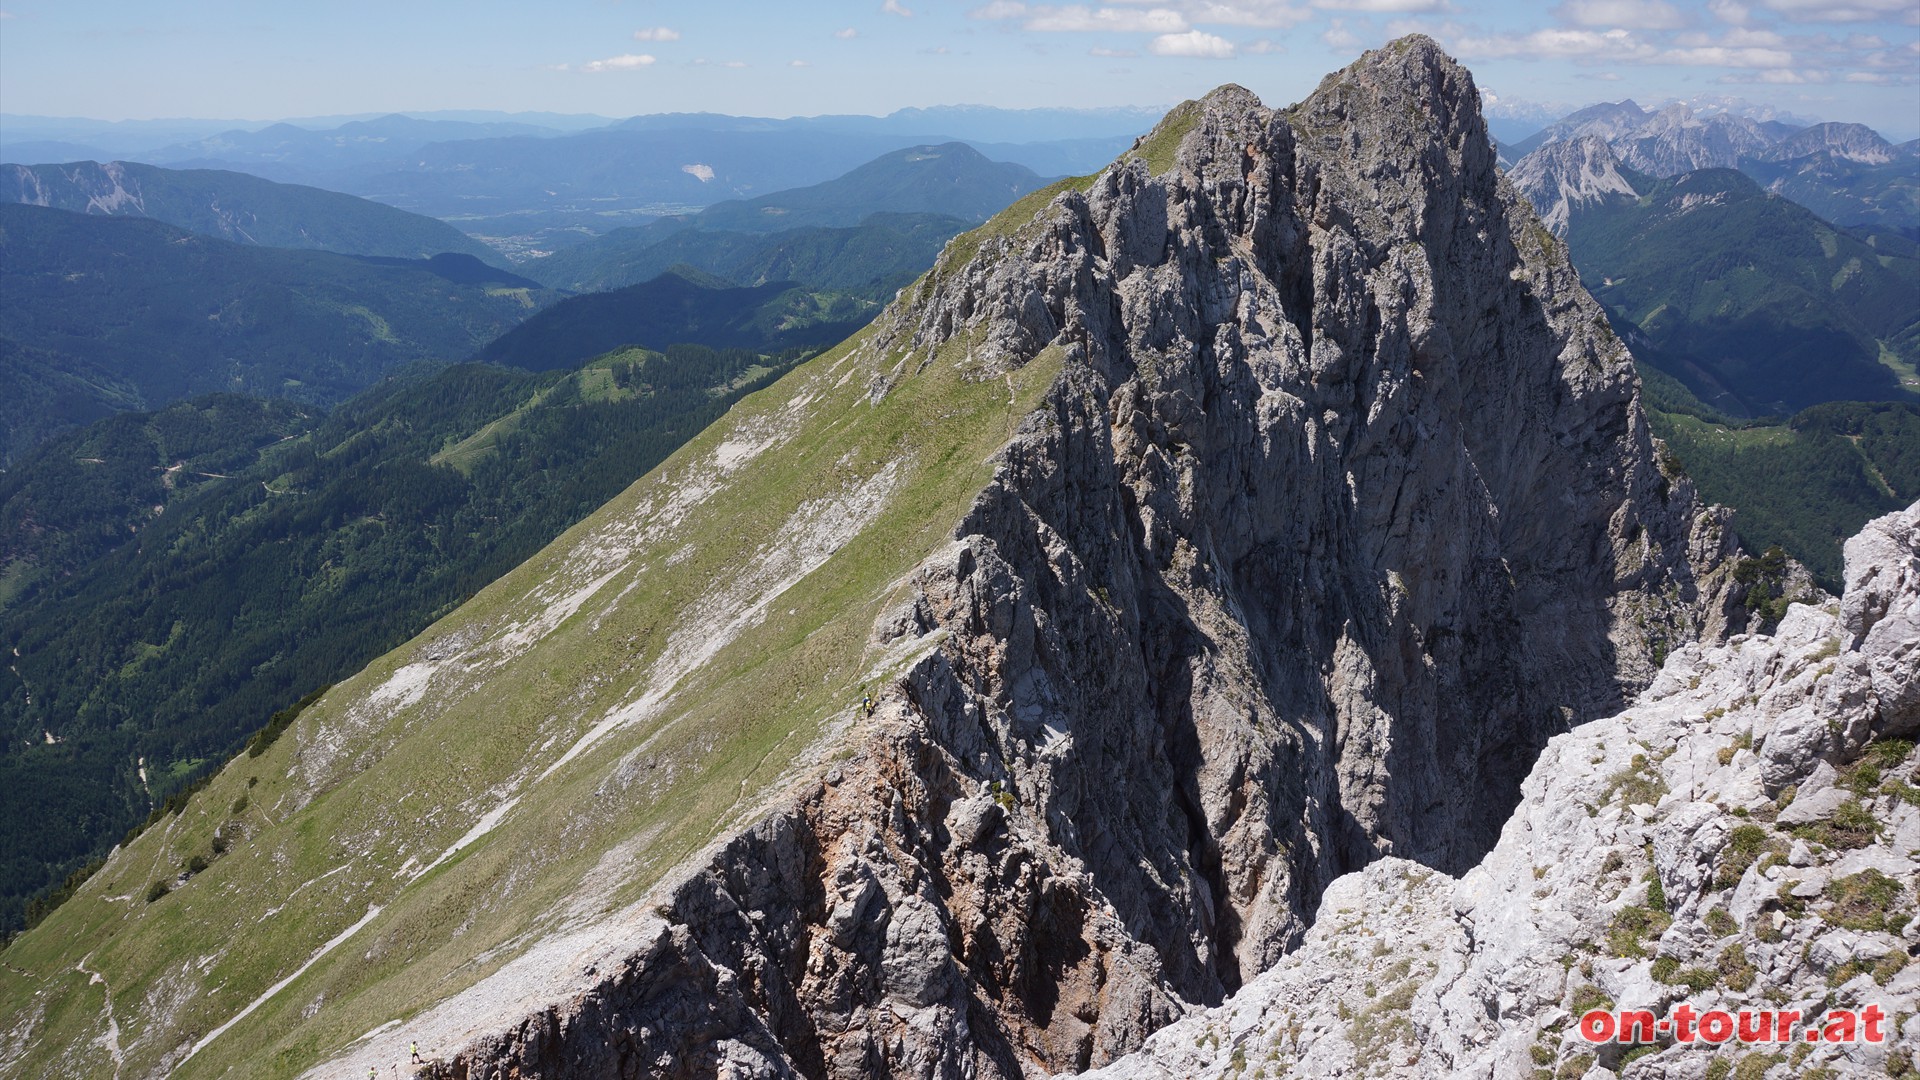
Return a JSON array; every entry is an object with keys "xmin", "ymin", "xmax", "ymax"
[
  {"xmin": 409, "ymin": 38, "xmax": 1748, "ymax": 1080},
  {"xmin": 1082, "ymin": 501, "xmax": 1920, "ymax": 1079},
  {"xmin": 1508, "ymin": 136, "xmax": 1640, "ymax": 236}
]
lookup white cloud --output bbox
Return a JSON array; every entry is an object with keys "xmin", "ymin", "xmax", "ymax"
[
  {"xmin": 1322, "ymin": 17, "xmax": 1360, "ymax": 47},
  {"xmin": 1708, "ymin": 0, "xmax": 1751, "ymax": 23},
  {"xmin": 1090, "ymin": 45, "xmax": 1141, "ymax": 55},
  {"xmin": 725, "ymin": 59, "xmax": 748, "ymax": 67},
  {"xmin": 1312, "ymin": 0, "xmax": 1442, "ymax": 12},
  {"xmin": 1448, "ymin": 27, "xmax": 1658, "ymax": 61},
  {"xmin": 1184, "ymin": 2, "xmax": 1313, "ymax": 27},
  {"xmin": 835, "ymin": 27, "xmax": 859, "ymax": 38},
  {"xmin": 1674, "ymin": 25, "xmax": 1785, "ymax": 44},
  {"xmin": 969, "ymin": 0, "xmax": 1028, "ymax": 16},
  {"xmin": 1584, "ymin": 70, "xmax": 1625, "ymax": 79},
  {"xmin": 1553, "ymin": 0, "xmax": 1687, "ymax": 29},
  {"xmin": 790, "ymin": 58, "xmax": 811, "ymax": 66},
  {"xmin": 1843, "ymin": 70, "xmax": 1889, "ymax": 81},
  {"xmin": 1718, "ymin": 66, "xmax": 1831, "ymax": 80},
  {"xmin": 1243, "ymin": 37, "xmax": 1285, "ymax": 52},
  {"xmin": 1026, "ymin": 6, "xmax": 1190, "ymax": 32},
  {"xmin": 581, "ymin": 53, "xmax": 656, "ymax": 72},
  {"xmin": 632, "ymin": 27, "xmax": 680, "ymax": 41},
  {"xmin": 1660, "ymin": 44, "xmax": 1794, "ymax": 65},
  {"xmin": 1150, "ymin": 28, "xmax": 1237, "ymax": 55},
  {"xmin": 884, "ymin": 0, "xmax": 914, "ymax": 13},
  {"xmin": 1760, "ymin": 0, "xmax": 1919, "ymax": 22}
]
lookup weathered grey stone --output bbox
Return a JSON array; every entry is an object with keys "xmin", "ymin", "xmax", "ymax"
[{"xmin": 1081, "ymin": 502, "xmax": 1920, "ymax": 1080}]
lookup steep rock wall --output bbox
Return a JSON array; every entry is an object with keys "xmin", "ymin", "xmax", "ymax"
[
  {"xmin": 1082, "ymin": 501, "xmax": 1920, "ymax": 1079},
  {"xmin": 410, "ymin": 37, "xmax": 1749, "ymax": 1080}
]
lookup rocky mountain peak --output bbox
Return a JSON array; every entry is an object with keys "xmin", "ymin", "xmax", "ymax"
[
  {"xmin": 407, "ymin": 34, "xmax": 1752, "ymax": 1075},
  {"xmin": 1510, "ymin": 134, "xmax": 1641, "ymax": 236},
  {"xmin": 1764, "ymin": 120, "xmax": 1896, "ymax": 165},
  {"xmin": 3, "ymin": 38, "xmax": 1771, "ymax": 1080}
]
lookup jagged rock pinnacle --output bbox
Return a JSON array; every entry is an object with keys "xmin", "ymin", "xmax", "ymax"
[
  {"xmin": 424, "ymin": 33, "xmax": 1747, "ymax": 1077},
  {"xmin": 8, "ymin": 38, "xmax": 1775, "ymax": 1080}
]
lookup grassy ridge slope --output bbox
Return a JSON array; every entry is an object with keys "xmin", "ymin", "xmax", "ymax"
[
  {"xmin": 0, "ymin": 347, "xmax": 797, "ymax": 936},
  {"xmin": 0, "ymin": 181, "xmax": 1078, "ymax": 1077}
]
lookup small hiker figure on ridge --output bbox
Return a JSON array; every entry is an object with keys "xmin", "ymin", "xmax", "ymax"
[
  {"xmin": 860, "ymin": 694, "xmax": 876, "ymax": 717},
  {"xmin": 411, "ymin": 1040, "xmax": 422, "ymax": 1063}
]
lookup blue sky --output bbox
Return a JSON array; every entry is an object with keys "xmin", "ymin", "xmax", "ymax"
[{"xmin": 2, "ymin": 1, "xmax": 1915, "ymax": 137}]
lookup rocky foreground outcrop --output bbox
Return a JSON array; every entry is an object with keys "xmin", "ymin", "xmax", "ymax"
[
  {"xmin": 1080, "ymin": 502, "xmax": 1920, "ymax": 1079},
  {"xmin": 412, "ymin": 38, "xmax": 1756, "ymax": 1079}
]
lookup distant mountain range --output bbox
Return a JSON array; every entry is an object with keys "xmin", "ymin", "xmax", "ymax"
[
  {"xmin": 529, "ymin": 143, "xmax": 1047, "ymax": 293},
  {"xmin": 478, "ymin": 268, "xmax": 875, "ymax": 372},
  {"xmin": 2, "ymin": 160, "xmax": 505, "ymax": 264},
  {"xmin": 5, "ymin": 108, "xmax": 1148, "ymax": 252},
  {"xmin": 1513, "ymin": 146, "xmax": 1919, "ymax": 416},
  {"xmin": 1504, "ymin": 98, "xmax": 1920, "ymax": 229},
  {"xmin": 1513, "ymin": 134, "xmax": 1920, "ymax": 585},
  {"xmin": 0, "ymin": 204, "xmax": 556, "ymax": 463}
]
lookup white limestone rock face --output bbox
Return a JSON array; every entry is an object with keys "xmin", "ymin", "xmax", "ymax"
[
  {"xmin": 1082, "ymin": 503, "xmax": 1920, "ymax": 1079},
  {"xmin": 1508, "ymin": 136, "xmax": 1640, "ymax": 236}
]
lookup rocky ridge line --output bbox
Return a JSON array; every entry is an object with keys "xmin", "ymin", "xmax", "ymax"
[{"xmin": 401, "ymin": 36, "xmax": 1756, "ymax": 1079}]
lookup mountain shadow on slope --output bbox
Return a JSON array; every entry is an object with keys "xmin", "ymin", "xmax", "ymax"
[
  {"xmin": 529, "ymin": 211, "xmax": 968, "ymax": 296},
  {"xmin": 479, "ymin": 268, "xmax": 875, "ymax": 371},
  {"xmin": 526, "ymin": 141, "xmax": 1051, "ymax": 293}
]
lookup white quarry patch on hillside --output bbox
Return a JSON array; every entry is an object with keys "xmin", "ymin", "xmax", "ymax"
[
  {"xmin": 537, "ymin": 459, "xmax": 906, "ymax": 783},
  {"xmin": 183, "ymin": 904, "xmax": 384, "ymax": 1068},
  {"xmin": 366, "ymin": 660, "xmax": 435, "ymax": 711},
  {"xmin": 410, "ymin": 795, "xmax": 522, "ymax": 881},
  {"xmin": 712, "ymin": 436, "xmax": 767, "ymax": 470},
  {"xmin": 287, "ymin": 655, "xmax": 458, "ymax": 796},
  {"xmin": 68, "ymin": 162, "xmax": 146, "ymax": 216},
  {"xmin": 492, "ymin": 563, "xmax": 624, "ymax": 656},
  {"xmin": 1082, "ymin": 502, "xmax": 1920, "ymax": 1080},
  {"xmin": 681, "ymin": 163, "xmax": 714, "ymax": 182}
]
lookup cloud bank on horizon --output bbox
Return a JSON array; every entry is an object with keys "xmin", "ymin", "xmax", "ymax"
[{"xmin": 0, "ymin": 1, "xmax": 1914, "ymax": 137}]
